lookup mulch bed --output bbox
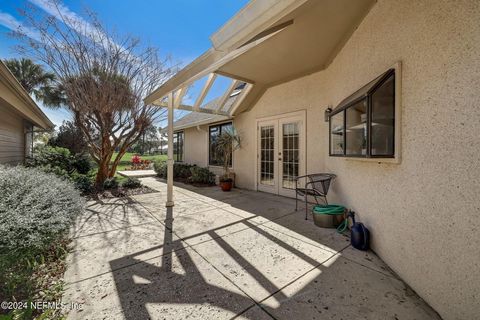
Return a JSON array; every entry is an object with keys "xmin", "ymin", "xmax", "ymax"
[
  {"xmin": 86, "ymin": 186, "xmax": 157, "ymax": 199},
  {"xmin": 164, "ymin": 177, "xmax": 216, "ymax": 188}
]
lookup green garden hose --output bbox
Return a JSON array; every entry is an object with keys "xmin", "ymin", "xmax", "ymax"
[
  {"xmin": 312, "ymin": 204, "xmax": 345, "ymax": 214},
  {"xmin": 336, "ymin": 218, "xmax": 349, "ymax": 233},
  {"xmin": 312, "ymin": 204, "xmax": 347, "ymax": 232}
]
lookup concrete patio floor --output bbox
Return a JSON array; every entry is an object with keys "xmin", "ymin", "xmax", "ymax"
[{"xmin": 63, "ymin": 177, "xmax": 440, "ymax": 319}]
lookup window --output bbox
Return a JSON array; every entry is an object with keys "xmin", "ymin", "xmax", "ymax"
[
  {"xmin": 209, "ymin": 122, "xmax": 233, "ymax": 166},
  {"xmin": 24, "ymin": 122, "xmax": 34, "ymax": 160},
  {"xmin": 329, "ymin": 69, "xmax": 395, "ymax": 158},
  {"xmin": 173, "ymin": 131, "xmax": 184, "ymax": 162}
]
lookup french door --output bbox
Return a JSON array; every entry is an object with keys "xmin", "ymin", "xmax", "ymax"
[{"xmin": 257, "ymin": 112, "xmax": 305, "ymax": 198}]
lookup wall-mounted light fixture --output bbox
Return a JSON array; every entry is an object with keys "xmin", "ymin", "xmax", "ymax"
[{"xmin": 324, "ymin": 106, "xmax": 332, "ymax": 122}]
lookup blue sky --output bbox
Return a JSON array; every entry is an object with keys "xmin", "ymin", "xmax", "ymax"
[{"xmin": 0, "ymin": 0, "xmax": 248, "ymax": 126}]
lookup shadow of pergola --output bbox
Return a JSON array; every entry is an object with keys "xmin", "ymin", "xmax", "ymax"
[
  {"xmin": 107, "ymin": 199, "xmax": 344, "ymax": 319},
  {"xmin": 98, "ymin": 182, "xmax": 435, "ymax": 320}
]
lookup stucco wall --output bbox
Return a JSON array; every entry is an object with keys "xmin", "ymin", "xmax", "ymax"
[
  {"xmin": 231, "ymin": 0, "xmax": 480, "ymax": 319},
  {"xmin": 183, "ymin": 126, "xmax": 208, "ymax": 167},
  {"xmin": 182, "ymin": 124, "xmax": 234, "ymax": 178}
]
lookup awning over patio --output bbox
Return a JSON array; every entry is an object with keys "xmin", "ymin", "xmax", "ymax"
[{"xmin": 145, "ymin": 0, "xmax": 375, "ymax": 206}]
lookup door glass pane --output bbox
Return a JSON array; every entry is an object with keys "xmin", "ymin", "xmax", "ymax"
[
  {"xmin": 260, "ymin": 125, "xmax": 275, "ymax": 186},
  {"xmin": 330, "ymin": 112, "xmax": 344, "ymax": 155},
  {"xmin": 371, "ymin": 74, "xmax": 394, "ymax": 156},
  {"xmin": 346, "ymin": 99, "xmax": 367, "ymax": 156},
  {"xmin": 282, "ymin": 122, "xmax": 299, "ymax": 189}
]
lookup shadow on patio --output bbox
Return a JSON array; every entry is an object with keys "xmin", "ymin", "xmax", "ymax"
[{"xmin": 63, "ymin": 178, "xmax": 440, "ymax": 320}]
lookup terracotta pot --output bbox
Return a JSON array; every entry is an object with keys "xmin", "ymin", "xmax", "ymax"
[{"xmin": 220, "ymin": 181, "xmax": 233, "ymax": 191}]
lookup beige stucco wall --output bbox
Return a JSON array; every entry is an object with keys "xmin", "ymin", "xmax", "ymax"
[
  {"xmin": 0, "ymin": 103, "xmax": 26, "ymax": 165},
  {"xmin": 180, "ymin": 1, "xmax": 479, "ymax": 317},
  {"xmin": 181, "ymin": 124, "xmax": 233, "ymax": 178},
  {"xmin": 183, "ymin": 126, "xmax": 208, "ymax": 167},
  {"xmin": 230, "ymin": 1, "xmax": 480, "ymax": 319}
]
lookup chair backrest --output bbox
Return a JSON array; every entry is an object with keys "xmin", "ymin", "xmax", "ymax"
[{"xmin": 308, "ymin": 173, "xmax": 336, "ymax": 195}]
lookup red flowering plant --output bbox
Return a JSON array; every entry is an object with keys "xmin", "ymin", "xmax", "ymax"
[
  {"xmin": 131, "ymin": 155, "xmax": 142, "ymax": 170},
  {"xmin": 130, "ymin": 155, "xmax": 151, "ymax": 170}
]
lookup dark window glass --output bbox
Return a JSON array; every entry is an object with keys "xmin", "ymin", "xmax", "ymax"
[
  {"xmin": 330, "ymin": 112, "xmax": 344, "ymax": 155},
  {"xmin": 329, "ymin": 69, "xmax": 395, "ymax": 158},
  {"xmin": 24, "ymin": 122, "xmax": 34, "ymax": 159},
  {"xmin": 209, "ymin": 122, "xmax": 233, "ymax": 166},
  {"xmin": 173, "ymin": 131, "xmax": 184, "ymax": 162},
  {"xmin": 371, "ymin": 74, "xmax": 395, "ymax": 156},
  {"xmin": 345, "ymin": 99, "xmax": 367, "ymax": 156}
]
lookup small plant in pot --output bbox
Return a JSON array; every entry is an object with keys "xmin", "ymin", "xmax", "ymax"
[{"xmin": 216, "ymin": 126, "xmax": 241, "ymax": 192}]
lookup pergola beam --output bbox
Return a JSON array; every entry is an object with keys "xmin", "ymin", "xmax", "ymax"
[
  {"xmin": 174, "ymin": 87, "xmax": 186, "ymax": 109},
  {"xmin": 193, "ymin": 73, "xmax": 217, "ymax": 111},
  {"xmin": 215, "ymin": 79, "xmax": 240, "ymax": 113},
  {"xmin": 229, "ymin": 83, "xmax": 253, "ymax": 115}
]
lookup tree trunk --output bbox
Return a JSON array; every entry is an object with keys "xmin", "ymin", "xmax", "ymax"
[
  {"xmin": 95, "ymin": 160, "xmax": 110, "ymax": 189},
  {"xmin": 109, "ymin": 146, "xmax": 129, "ymax": 177}
]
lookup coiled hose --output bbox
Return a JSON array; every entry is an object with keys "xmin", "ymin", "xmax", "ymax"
[{"xmin": 312, "ymin": 205, "xmax": 348, "ymax": 233}]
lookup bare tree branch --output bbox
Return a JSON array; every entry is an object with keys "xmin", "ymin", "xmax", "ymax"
[{"xmin": 13, "ymin": 0, "xmax": 174, "ymax": 187}]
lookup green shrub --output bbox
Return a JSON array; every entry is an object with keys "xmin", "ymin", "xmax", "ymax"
[
  {"xmin": 0, "ymin": 166, "xmax": 83, "ymax": 306},
  {"xmin": 0, "ymin": 165, "xmax": 84, "ymax": 256},
  {"xmin": 27, "ymin": 146, "xmax": 74, "ymax": 174},
  {"xmin": 154, "ymin": 161, "xmax": 195, "ymax": 179},
  {"xmin": 174, "ymin": 163, "xmax": 194, "ymax": 179},
  {"xmin": 28, "ymin": 146, "xmax": 93, "ymax": 185},
  {"xmin": 72, "ymin": 153, "xmax": 93, "ymax": 174},
  {"xmin": 0, "ymin": 166, "xmax": 83, "ymax": 250},
  {"xmin": 103, "ymin": 177, "xmax": 119, "ymax": 189},
  {"xmin": 154, "ymin": 159, "xmax": 167, "ymax": 178},
  {"xmin": 72, "ymin": 173, "xmax": 94, "ymax": 193},
  {"xmin": 154, "ymin": 161, "xmax": 216, "ymax": 185},
  {"xmin": 189, "ymin": 166, "xmax": 215, "ymax": 185},
  {"xmin": 121, "ymin": 178, "xmax": 142, "ymax": 189}
]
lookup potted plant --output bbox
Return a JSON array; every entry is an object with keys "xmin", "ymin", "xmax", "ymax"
[{"xmin": 216, "ymin": 127, "xmax": 241, "ymax": 191}]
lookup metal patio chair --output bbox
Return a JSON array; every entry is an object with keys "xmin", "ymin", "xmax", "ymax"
[{"xmin": 295, "ymin": 173, "xmax": 336, "ymax": 220}]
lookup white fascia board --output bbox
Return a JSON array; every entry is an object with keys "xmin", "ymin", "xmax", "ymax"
[
  {"xmin": 210, "ymin": 0, "xmax": 308, "ymax": 52},
  {"xmin": 145, "ymin": 0, "xmax": 307, "ymax": 106}
]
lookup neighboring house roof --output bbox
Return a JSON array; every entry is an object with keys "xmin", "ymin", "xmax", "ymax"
[
  {"xmin": 172, "ymin": 112, "xmax": 229, "ymax": 131},
  {"xmin": 0, "ymin": 60, "xmax": 54, "ymax": 130},
  {"xmin": 170, "ymin": 91, "xmax": 240, "ymax": 130}
]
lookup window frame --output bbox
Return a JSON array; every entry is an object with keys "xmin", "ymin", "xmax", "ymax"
[
  {"xmin": 173, "ymin": 131, "xmax": 184, "ymax": 162},
  {"xmin": 329, "ymin": 68, "xmax": 397, "ymax": 159},
  {"xmin": 24, "ymin": 121, "xmax": 34, "ymax": 161},
  {"xmin": 208, "ymin": 121, "xmax": 233, "ymax": 167}
]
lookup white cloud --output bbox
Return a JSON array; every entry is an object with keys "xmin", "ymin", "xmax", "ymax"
[
  {"xmin": 28, "ymin": 0, "xmax": 122, "ymax": 50},
  {"xmin": 0, "ymin": 11, "xmax": 42, "ymax": 41}
]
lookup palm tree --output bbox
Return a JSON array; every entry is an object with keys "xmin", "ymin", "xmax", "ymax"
[
  {"xmin": 216, "ymin": 127, "xmax": 241, "ymax": 181},
  {"xmin": 4, "ymin": 58, "xmax": 64, "ymax": 108}
]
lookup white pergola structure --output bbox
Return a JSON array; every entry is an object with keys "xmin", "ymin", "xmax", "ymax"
[
  {"xmin": 144, "ymin": 0, "xmax": 375, "ymax": 206},
  {"xmin": 156, "ymin": 73, "xmax": 254, "ymax": 207}
]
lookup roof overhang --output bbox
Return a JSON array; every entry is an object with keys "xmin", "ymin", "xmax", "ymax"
[
  {"xmin": 0, "ymin": 61, "xmax": 54, "ymax": 129},
  {"xmin": 145, "ymin": 0, "xmax": 375, "ymax": 116}
]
